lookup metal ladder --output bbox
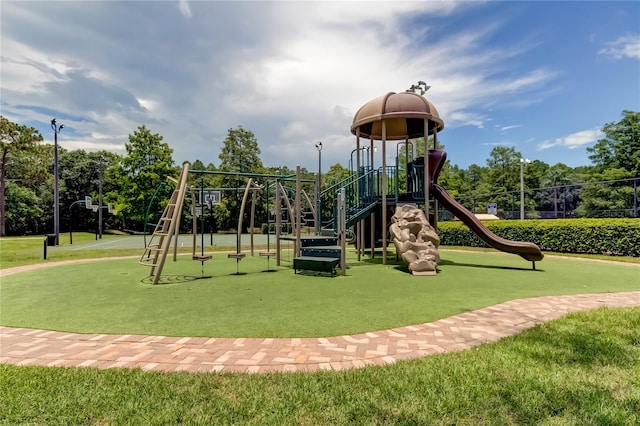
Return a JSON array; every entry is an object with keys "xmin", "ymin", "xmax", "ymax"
[{"xmin": 139, "ymin": 163, "xmax": 190, "ymax": 284}]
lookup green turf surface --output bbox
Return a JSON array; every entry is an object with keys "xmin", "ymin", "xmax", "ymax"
[
  {"xmin": 1, "ymin": 250, "xmax": 638, "ymax": 337},
  {"xmin": 3, "ymin": 233, "xmax": 639, "ymax": 269},
  {"xmin": 2, "ymin": 307, "xmax": 638, "ymax": 425}
]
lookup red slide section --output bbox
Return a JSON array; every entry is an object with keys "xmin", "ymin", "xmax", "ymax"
[{"xmin": 432, "ymin": 184, "xmax": 544, "ymax": 262}]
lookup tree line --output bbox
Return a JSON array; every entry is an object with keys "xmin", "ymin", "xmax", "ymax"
[
  {"xmin": 435, "ymin": 110, "xmax": 639, "ymax": 218},
  {"xmin": 0, "ymin": 111, "xmax": 638, "ymax": 236}
]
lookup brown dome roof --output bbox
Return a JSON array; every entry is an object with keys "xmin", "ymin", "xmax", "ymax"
[{"xmin": 351, "ymin": 92, "xmax": 444, "ymax": 140}]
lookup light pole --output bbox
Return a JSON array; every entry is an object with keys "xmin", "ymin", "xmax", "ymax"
[
  {"xmin": 315, "ymin": 141, "xmax": 322, "ymax": 234},
  {"xmin": 97, "ymin": 156, "xmax": 106, "ymax": 239},
  {"xmin": 520, "ymin": 158, "xmax": 531, "ymax": 220},
  {"xmin": 51, "ymin": 118, "xmax": 64, "ymax": 245},
  {"xmin": 349, "ymin": 147, "xmax": 367, "ymax": 174}
]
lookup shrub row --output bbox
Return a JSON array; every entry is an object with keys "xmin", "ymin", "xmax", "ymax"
[{"xmin": 437, "ymin": 218, "xmax": 640, "ymax": 257}]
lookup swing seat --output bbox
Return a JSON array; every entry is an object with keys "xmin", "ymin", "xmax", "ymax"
[
  {"xmin": 228, "ymin": 253, "xmax": 246, "ymax": 260},
  {"xmin": 259, "ymin": 251, "xmax": 276, "ymax": 258},
  {"xmin": 193, "ymin": 254, "xmax": 212, "ymax": 262}
]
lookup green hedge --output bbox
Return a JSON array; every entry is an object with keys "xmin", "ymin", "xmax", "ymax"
[{"xmin": 437, "ymin": 218, "xmax": 640, "ymax": 257}]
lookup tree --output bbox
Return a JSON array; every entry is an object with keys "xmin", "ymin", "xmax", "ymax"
[
  {"xmin": 485, "ymin": 146, "xmax": 522, "ymax": 217},
  {"xmin": 538, "ymin": 163, "xmax": 573, "ymax": 218},
  {"xmin": 320, "ymin": 163, "xmax": 351, "ymax": 222},
  {"xmin": 587, "ymin": 110, "xmax": 640, "ymax": 176},
  {"xmin": 113, "ymin": 126, "xmax": 177, "ymax": 231},
  {"xmin": 576, "ymin": 167, "xmax": 635, "ymax": 217},
  {"xmin": 218, "ymin": 126, "xmax": 263, "ymax": 173},
  {"xmin": 581, "ymin": 111, "xmax": 640, "ymax": 217},
  {"xmin": 59, "ymin": 149, "xmax": 122, "ymax": 234},
  {"xmin": 217, "ymin": 127, "xmax": 264, "ymax": 231},
  {"xmin": 4, "ymin": 143, "xmax": 53, "ymax": 234},
  {"xmin": 3, "ymin": 181, "xmax": 43, "ymax": 235},
  {"xmin": 0, "ymin": 116, "xmax": 43, "ymax": 236}
]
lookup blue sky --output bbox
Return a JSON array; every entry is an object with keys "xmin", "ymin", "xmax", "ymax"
[{"xmin": 1, "ymin": 1, "xmax": 638, "ymax": 172}]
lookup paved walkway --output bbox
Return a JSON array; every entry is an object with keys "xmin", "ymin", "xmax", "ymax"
[{"xmin": 2, "ymin": 291, "xmax": 639, "ymax": 373}]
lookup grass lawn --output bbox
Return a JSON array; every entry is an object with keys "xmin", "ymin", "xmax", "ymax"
[
  {"xmin": 0, "ymin": 233, "xmax": 142, "ymax": 269},
  {"xmin": 1, "ymin": 307, "xmax": 638, "ymax": 425},
  {"xmin": 1, "ymin": 249, "xmax": 638, "ymax": 337},
  {"xmin": 1, "ymin": 235, "xmax": 638, "ymax": 424}
]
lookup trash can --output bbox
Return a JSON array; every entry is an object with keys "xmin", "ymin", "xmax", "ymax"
[{"xmin": 45, "ymin": 234, "xmax": 56, "ymax": 246}]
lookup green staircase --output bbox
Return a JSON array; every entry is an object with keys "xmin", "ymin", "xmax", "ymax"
[{"xmin": 320, "ymin": 168, "xmax": 395, "ymax": 232}]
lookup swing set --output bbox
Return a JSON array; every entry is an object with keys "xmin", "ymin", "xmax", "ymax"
[{"xmin": 140, "ymin": 163, "xmax": 316, "ymax": 284}]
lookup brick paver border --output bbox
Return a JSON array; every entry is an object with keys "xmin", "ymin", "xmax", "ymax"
[
  {"xmin": 2, "ymin": 291, "xmax": 638, "ymax": 373},
  {"xmin": 2, "ymin": 255, "xmax": 638, "ymax": 373}
]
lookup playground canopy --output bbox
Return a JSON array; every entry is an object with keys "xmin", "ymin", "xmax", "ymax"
[{"xmin": 350, "ymin": 91, "xmax": 444, "ymax": 140}]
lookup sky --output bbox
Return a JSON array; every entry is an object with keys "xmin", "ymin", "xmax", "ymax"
[{"xmin": 1, "ymin": 1, "xmax": 639, "ymax": 173}]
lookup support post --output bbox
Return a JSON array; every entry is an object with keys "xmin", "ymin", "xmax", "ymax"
[
  {"xmin": 192, "ymin": 194, "xmax": 197, "ymax": 257},
  {"xmin": 634, "ymin": 178, "xmax": 638, "ymax": 218},
  {"xmin": 356, "ymin": 130, "xmax": 362, "ymax": 261},
  {"xmin": 339, "ymin": 188, "xmax": 347, "ymax": 276},
  {"xmin": 250, "ymin": 189, "xmax": 257, "ymax": 256},
  {"xmin": 381, "ymin": 120, "xmax": 387, "ymax": 265},
  {"xmin": 295, "ymin": 165, "xmax": 302, "ymax": 258},
  {"xmin": 275, "ymin": 180, "xmax": 282, "ymax": 266},
  {"xmin": 315, "ymin": 142, "xmax": 322, "ymax": 235},
  {"xmin": 424, "ymin": 119, "xmax": 430, "ymax": 225},
  {"xmin": 433, "ymin": 130, "xmax": 439, "ymax": 230},
  {"xmin": 370, "ymin": 137, "xmax": 375, "ymax": 258},
  {"xmin": 98, "ymin": 159, "xmax": 104, "ymax": 239}
]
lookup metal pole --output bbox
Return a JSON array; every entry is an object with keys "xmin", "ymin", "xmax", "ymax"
[
  {"xmin": 69, "ymin": 204, "xmax": 73, "ymax": 245},
  {"xmin": 381, "ymin": 120, "xmax": 387, "ymax": 265},
  {"xmin": 295, "ymin": 165, "xmax": 302, "ymax": 257},
  {"xmin": 340, "ymin": 188, "xmax": 346, "ymax": 276},
  {"xmin": 356, "ymin": 133, "xmax": 361, "ymax": 262},
  {"xmin": 51, "ymin": 119, "xmax": 64, "ymax": 245},
  {"xmin": 369, "ymin": 137, "xmax": 375, "ymax": 259},
  {"xmin": 433, "ymin": 129, "xmax": 439, "ymax": 230},
  {"xmin": 210, "ymin": 196, "xmax": 214, "ymax": 245},
  {"xmin": 520, "ymin": 160, "xmax": 524, "ymax": 220},
  {"xmin": 520, "ymin": 158, "xmax": 529, "ymax": 220},
  {"xmin": 54, "ymin": 130, "xmax": 59, "ymax": 245},
  {"xmin": 633, "ymin": 178, "xmax": 638, "ymax": 218},
  {"xmin": 424, "ymin": 120, "xmax": 429, "ymax": 224},
  {"xmin": 275, "ymin": 180, "xmax": 282, "ymax": 266},
  {"xmin": 315, "ymin": 141, "xmax": 322, "ymax": 235},
  {"xmin": 98, "ymin": 159, "xmax": 104, "ymax": 239}
]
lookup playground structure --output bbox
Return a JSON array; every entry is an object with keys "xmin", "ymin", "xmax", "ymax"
[
  {"xmin": 140, "ymin": 84, "xmax": 543, "ymax": 283},
  {"xmin": 139, "ymin": 165, "xmax": 318, "ymax": 284},
  {"xmin": 316, "ymin": 85, "xmax": 543, "ymax": 271},
  {"xmin": 390, "ymin": 203, "xmax": 440, "ymax": 275}
]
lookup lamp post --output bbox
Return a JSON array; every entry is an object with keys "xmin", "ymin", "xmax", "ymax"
[
  {"xmin": 51, "ymin": 118, "xmax": 64, "ymax": 245},
  {"xmin": 520, "ymin": 158, "xmax": 531, "ymax": 220},
  {"xmin": 97, "ymin": 156, "xmax": 106, "ymax": 239},
  {"xmin": 315, "ymin": 141, "xmax": 322, "ymax": 235},
  {"xmin": 349, "ymin": 147, "xmax": 368, "ymax": 174}
]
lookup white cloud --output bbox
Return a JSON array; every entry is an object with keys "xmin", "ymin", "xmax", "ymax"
[
  {"xmin": 537, "ymin": 128, "xmax": 603, "ymax": 150},
  {"xmin": 481, "ymin": 141, "xmax": 511, "ymax": 146},
  {"xmin": 0, "ymin": 1, "xmax": 561, "ymax": 171},
  {"xmin": 500, "ymin": 125, "xmax": 522, "ymax": 131},
  {"xmin": 599, "ymin": 35, "xmax": 640, "ymax": 60},
  {"xmin": 280, "ymin": 121, "xmax": 310, "ymax": 140},
  {"xmin": 43, "ymin": 138, "xmax": 126, "ymax": 153},
  {"xmin": 179, "ymin": 0, "xmax": 192, "ymax": 19}
]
